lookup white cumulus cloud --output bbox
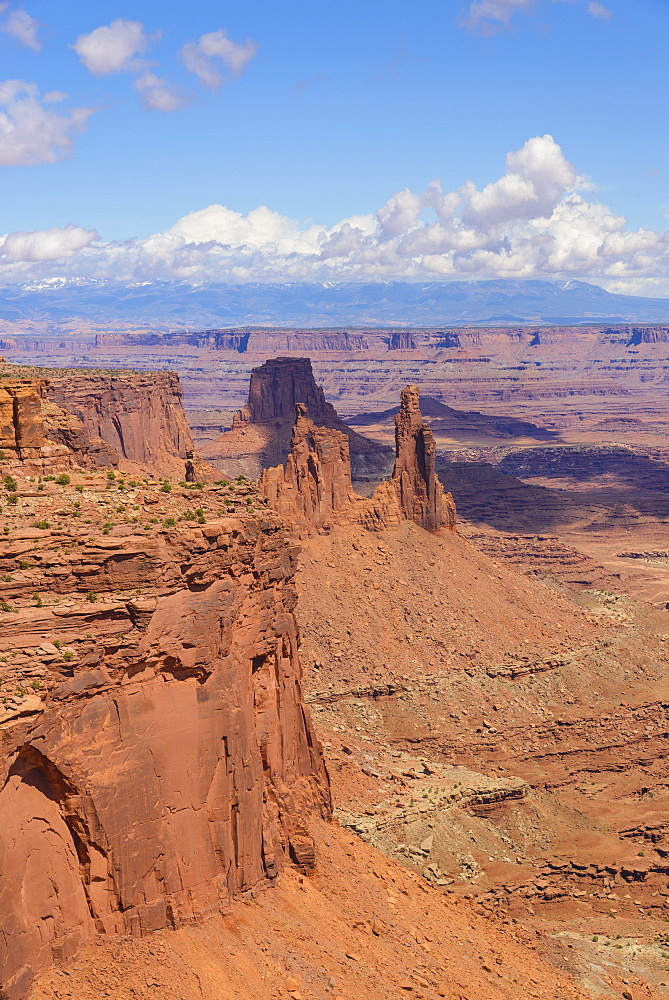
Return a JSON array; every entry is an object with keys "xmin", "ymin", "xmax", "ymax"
[
  {"xmin": 133, "ymin": 71, "xmax": 186, "ymax": 113},
  {"xmin": 462, "ymin": 0, "xmax": 537, "ymax": 33},
  {"xmin": 461, "ymin": 0, "xmax": 610, "ymax": 33},
  {"xmin": 73, "ymin": 19, "xmax": 155, "ymax": 75},
  {"xmin": 587, "ymin": 1, "xmax": 611, "ymax": 18},
  {"xmin": 2, "ymin": 135, "xmax": 669, "ymax": 295},
  {"xmin": 0, "ymin": 225, "xmax": 98, "ymax": 262},
  {"xmin": 0, "ymin": 80, "xmax": 93, "ymax": 166},
  {"xmin": 3, "ymin": 8, "xmax": 40, "ymax": 50},
  {"xmin": 181, "ymin": 29, "xmax": 258, "ymax": 89}
]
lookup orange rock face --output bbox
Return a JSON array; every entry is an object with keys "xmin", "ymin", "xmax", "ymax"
[
  {"xmin": 392, "ymin": 384, "xmax": 456, "ymax": 531},
  {"xmin": 201, "ymin": 357, "xmax": 389, "ymax": 478},
  {"xmin": 261, "ymin": 386, "xmax": 455, "ymax": 535},
  {"xmin": 47, "ymin": 370, "xmax": 200, "ymax": 477},
  {"xmin": 260, "ymin": 404, "xmax": 357, "ymax": 530},
  {"xmin": 0, "ymin": 377, "xmax": 48, "ymax": 458},
  {"xmin": 0, "ymin": 494, "xmax": 330, "ymax": 1000}
]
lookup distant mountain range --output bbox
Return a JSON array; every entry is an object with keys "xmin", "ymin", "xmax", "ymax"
[{"xmin": 1, "ymin": 277, "xmax": 668, "ymax": 327}]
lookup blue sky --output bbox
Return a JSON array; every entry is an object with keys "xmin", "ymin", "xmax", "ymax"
[{"xmin": 1, "ymin": 0, "xmax": 668, "ymax": 293}]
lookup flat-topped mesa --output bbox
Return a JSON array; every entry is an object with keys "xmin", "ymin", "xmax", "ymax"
[
  {"xmin": 201, "ymin": 356, "xmax": 390, "ymax": 479},
  {"xmin": 261, "ymin": 386, "xmax": 456, "ymax": 534},
  {"xmin": 392, "ymin": 384, "xmax": 455, "ymax": 531},
  {"xmin": 235, "ymin": 356, "xmax": 338, "ymax": 427}
]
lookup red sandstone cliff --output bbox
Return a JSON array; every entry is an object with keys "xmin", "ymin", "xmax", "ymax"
[
  {"xmin": 47, "ymin": 370, "xmax": 203, "ymax": 478},
  {"xmin": 201, "ymin": 357, "xmax": 390, "ymax": 479},
  {"xmin": 260, "ymin": 386, "xmax": 456, "ymax": 534},
  {"xmin": 0, "ymin": 363, "xmax": 215, "ymax": 480},
  {"xmin": 0, "ymin": 474, "xmax": 330, "ymax": 1000}
]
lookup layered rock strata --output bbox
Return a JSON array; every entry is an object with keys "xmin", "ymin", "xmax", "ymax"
[
  {"xmin": 47, "ymin": 370, "xmax": 199, "ymax": 477},
  {"xmin": 260, "ymin": 386, "xmax": 456, "ymax": 534},
  {"xmin": 0, "ymin": 376, "xmax": 47, "ymax": 458},
  {"xmin": 0, "ymin": 363, "xmax": 214, "ymax": 479},
  {"xmin": 392, "ymin": 384, "xmax": 454, "ymax": 531},
  {"xmin": 201, "ymin": 357, "xmax": 390, "ymax": 478},
  {"xmin": 0, "ymin": 473, "xmax": 330, "ymax": 1000},
  {"xmin": 0, "ymin": 375, "xmax": 82, "ymax": 471}
]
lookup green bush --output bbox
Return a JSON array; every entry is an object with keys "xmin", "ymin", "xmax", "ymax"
[
  {"xmin": 85, "ymin": 591, "xmax": 97, "ymax": 603},
  {"xmin": 4, "ymin": 475, "xmax": 17, "ymax": 492},
  {"xmin": 7, "ymin": 494, "xmax": 17, "ymax": 505},
  {"xmin": 34, "ymin": 520, "xmax": 50, "ymax": 530},
  {"xmin": 55, "ymin": 473, "xmax": 70, "ymax": 485}
]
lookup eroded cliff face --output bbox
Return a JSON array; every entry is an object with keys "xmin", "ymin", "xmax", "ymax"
[
  {"xmin": 0, "ymin": 374, "xmax": 84, "ymax": 471},
  {"xmin": 0, "ymin": 375, "xmax": 49, "ymax": 457},
  {"xmin": 260, "ymin": 386, "xmax": 456, "ymax": 534},
  {"xmin": 392, "ymin": 384, "xmax": 455, "ymax": 532},
  {"xmin": 0, "ymin": 473, "xmax": 330, "ymax": 1000},
  {"xmin": 47, "ymin": 370, "xmax": 200, "ymax": 477},
  {"xmin": 201, "ymin": 357, "xmax": 390, "ymax": 479},
  {"xmin": 0, "ymin": 363, "xmax": 214, "ymax": 479},
  {"xmin": 260, "ymin": 405, "xmax": 359, "ymax": 531}
]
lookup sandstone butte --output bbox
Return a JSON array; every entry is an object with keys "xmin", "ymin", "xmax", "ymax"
[
  {"xmin": 199, "ymin": 356, "xmax": 390, "ymax": 479},
  {"xmin": 0, "ymin": 357, "xmax": 664, "ymax": 1000},
  {"xmin": 259, "ymin": 384, "xmax": 456, "ymax": 534}
]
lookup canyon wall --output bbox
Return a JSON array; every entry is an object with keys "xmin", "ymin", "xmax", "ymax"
[
  {"xmin": 627, "ymin": 326, "xmax": 669, "ymax": 345},
  {"xmin": 47, "ymin": 370, "xmax": 199, "ymax": 477},
  {"xmin": 0, "ymin": 376, "xmax": 48, "ymax": 458},
  {"xmin": 0, "ymin": 374, "xmax": 87, "ymax": 471},
  {"xmin": 0, "ymin": 487, "xmax": 331, "ymax": 1000},
  {"xmin": 0, "ymin": 363, "xmax": 213, "ymax": 478}
]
